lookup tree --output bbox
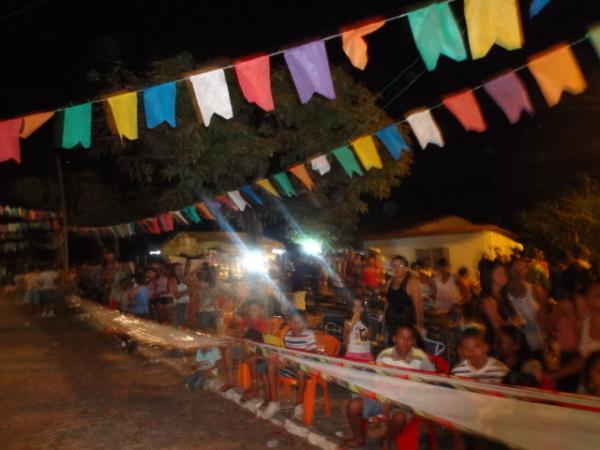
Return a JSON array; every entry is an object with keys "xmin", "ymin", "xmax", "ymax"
[
  {"xmin": 519, "ymin": 176, "xmax": 600, "ymax": 254},
  {"xmin": 90, "ymin": 52, "xmax": 412, "ymax": 244}
]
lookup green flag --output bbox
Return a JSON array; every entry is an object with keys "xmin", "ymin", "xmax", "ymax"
[
  {"xmin": 273, "ymin": 172, "xmax": 296, "ymax": 197},
  {"xmin": 407, "ymin": 2, "xmax": 467, "ymax": 71},
  {"xmin": 61, "ymin": 103, "xmax": 92, "ymax": 149},
  {"xmin": 332, "ymin": 145, "xmax": 363, "ymax": 177},
  {"xmin": 589, "ymin": 25, "xmax": 600, "ymax": 59}
]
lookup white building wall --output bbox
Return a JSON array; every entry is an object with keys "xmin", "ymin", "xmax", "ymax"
[{"xmin": 364, "ymin": 231, "xmax": 521, "ymax": 278}]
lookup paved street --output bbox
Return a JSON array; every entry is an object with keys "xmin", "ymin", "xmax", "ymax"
[{"xmin": 0, "ymin": 294, "xmax": 314, "ymax": 450}]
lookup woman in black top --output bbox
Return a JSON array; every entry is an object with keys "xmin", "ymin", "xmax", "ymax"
[{"xmin": 384, "ymin": 255, "xmax": 423, "ymax": 342}]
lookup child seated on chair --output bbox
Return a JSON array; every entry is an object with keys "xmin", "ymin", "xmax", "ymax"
[
  {"xmin": 261, "ymin": 312, "xmax": 317, "ymax": 419},
  {"xmin": 452, "ymin": 327, "xmax": 509, "ymax": 384},
  {"xmin": 341, "ymin": 324, "xmax": 435, "ymax": 450},
  {"xmin": 343, "ymin": 299, "xmax": 373, "ymax": 362},
  {"xmin": 219, "ymin": 300, "xmax": 269, "ymax": 394}
]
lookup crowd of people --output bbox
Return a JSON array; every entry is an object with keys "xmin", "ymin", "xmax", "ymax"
[{"xmin": 16, "ymin": 244, "xmax": 600, "ymax": 449}]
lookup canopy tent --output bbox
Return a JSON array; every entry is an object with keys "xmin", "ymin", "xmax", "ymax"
[{"xmin": 160, "ymin": 231, "xmax": 284, "ymax": 258}]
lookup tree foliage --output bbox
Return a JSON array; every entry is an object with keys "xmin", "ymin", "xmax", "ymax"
[
  {"xmin": 519, "ymin": 176, "xmax": 600, "ymax": 254},
  {"xmin": 25, "ymin": 53, "xmax": 413, "ymax": 244}
]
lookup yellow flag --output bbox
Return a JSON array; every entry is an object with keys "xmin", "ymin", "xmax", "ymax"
[
  {"xmin": 107, "ymin": 92, "xmax": 138, "ymax": 141},
  {"xmin": 256, "ymin": 179, "xmax": 281, "ymax": 197},
  {"xmin": 351, "ymin": 135, "xmax": 382, "ymax": 170},
  {"xmin": 465, "ymin": 0, "xmax": 524, "ymax": 60},
  {"xmin": 528, "ymin": 44, "xmax": 587, "ymax": 107}
]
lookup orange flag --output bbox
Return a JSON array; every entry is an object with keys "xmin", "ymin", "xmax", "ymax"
[
  {"xmin": 442, "ymin": 89, "xmax": 487, "ymax": 132},
  {"xmin": 196, "ymin": 203, "xmax": 214, "ymax": 220},
  {"xmin": 288, "ymin": 164, "xmax": 315, "ymax": 191},
  {"xmin": 20, "ymin": 112, "xmax": 55, "ymax": 138},
  {"xmin": 341, "ymin": 18, "xmax": 386, "ymax": 70},
  {"xmin": 528, "ymin": 44, "xmax": 587, "ymax": 107}
]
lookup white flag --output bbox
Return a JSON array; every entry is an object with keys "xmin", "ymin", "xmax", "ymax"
[
  {"xmin": 406, "ymin": 109, "xmax": 445, "ymax": 149},
  {"xmin": 227, "ymin": 191, "xmax": 250, "ymax": 212},
  {"xmin": 190, "ymin": 69, "xmax": 234, "ymax": 126},
  {"xmin": 310, "ymin": 155, "xmax": 331, "ymax": 175}
]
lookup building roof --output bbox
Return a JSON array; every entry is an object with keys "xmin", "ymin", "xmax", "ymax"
[{"xmin": 362, "ymin": 216, "xmax": 518, "ymax": 241}]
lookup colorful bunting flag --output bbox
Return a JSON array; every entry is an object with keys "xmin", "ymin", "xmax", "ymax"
[
  {"xmin": 158, "ymin": 214, "xmax": 174, "ymax": 232},
  {"xmin": 589, "ymin": 25, "xmax": 600, "ymax": 58},
  {"xmin": 527, "ymin": 44, "xmax": 587, "ymax": 107},
  {"xmin": 333, "ymin": 146, "xmax": 364, "ymax": 177},
  {"xmin": 196, "ymin": 203, "xmax": 215, "ymax": 220},
  {"xmin": 375, "ymin": 125, "xmax": 410, "ymax": 160},
  {"xmin": 0, "ymin": 118, "xmax": 23, "ymax": 164},
  {"xmin": 107, "ymin": 92, "xmax": 138, "ymax": 141},
  {"xmin": 183, "ymin": 206, "xmax": 202, "ymax": 223},
  {"xmin": 310, "ymin": 155, "xmax": 331, "ymax": 175},
  {"xmin": 216, "ymin": 195, "xmax": 239, "ymax": 211},
  {"xmin": 351, "ymin": 135, "xmax": 383, "ymax": 170},
  {"xmin": 60, "ymin": 103, "xmax": 92, "ymax": 149},
  {"xmin": 273, "ymin": 172, "xmax": 296, "ymax": 197},
  {"xmin": 143, "ymin": 82, "xmax": 177, "ymax": 129},
  {"xmin": 256, "ymin": 179, "xmax": 281, "ymax": 197},
  {"xmin": 465, "ymin": 0, "xmax": 524, "ymax": 59},
  {"xmin": 407, "ymin": 2, "xmax": 467, "ymax": 71},
  {"xmin": 442, "ymin": 89, "xmax": 487, "ymax": 132},
  {"xmin": 190, "ymin": 69, "xmax": 234, "ymax": 126},
  {"xmin": 530, "ymin": 0, "xmax": 551, "ymax": 18},
  {"xmin": 240, "ymin": 186, "xmax": 263, "ymax": 205},
  {"xmin": 227, "ymin": 191, "xmax": 250, "ymax": 212},
  {"xmin": 20, "ymin": 112, "xmax": 54, "ymax": 139},
  {"xmin": 341, "ymin": 18, "xmax": 386, "ymax": 70},
  {"xmin": 483, "ymin": 71, "xmax": 534, "ymax": 124},
  {"xmin": 288, "ymin": 164, "xmax": 315, "ymax": 191},
  {"xmin": 405, "ymin": 109, "xmax": 445, "ymax": 149},
  {"xmin": 171, "ymin": 211, "xmax": 190, "ymax": 225},
  {"xmin": 234, "ymin": 55, "xmax": 274, "ymax": 112},
  {"xmin": 284, "ymin": 40, "xmax": 336, "ymax": 104}
]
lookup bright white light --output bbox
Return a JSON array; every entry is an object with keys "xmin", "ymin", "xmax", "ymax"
[
  {"xmin": 272, "ymin": 248, "xmax": 285, "ymax": 255},
  {"xmin": 300, "ymin": 239, "xmax": 322, "ymax": 256},
  {"xmin": 242, "ymin": 250, "xmax": 267, "ymax": 273},
  {"xmin": 149, "ymin": 250, "xmax": 161, "ymax": 255}
]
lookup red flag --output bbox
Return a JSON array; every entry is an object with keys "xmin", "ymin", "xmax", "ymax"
[
  {"xmin": 442, "ymin": 89, "xmax": 487, "ymax": 132},
  {"xmin": 234, "ymin": 55, "xmax": 274, "ymax": 112},
  {"xmin": 0, "ymin": 118, "xmax": 24, "ymax": 163}
]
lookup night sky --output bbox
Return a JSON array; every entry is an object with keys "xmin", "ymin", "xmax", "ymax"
[{"xmin": 1, "ymin": 0, "xmax": 599, "ymax": 242}]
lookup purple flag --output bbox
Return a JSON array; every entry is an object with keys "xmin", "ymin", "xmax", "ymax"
[
  {"xmin": 284, "ymin": 40, "xmax": 336, "ymax": 104},
  {"xmin": 483, "ymin": 71, "xmax": 534, "ymax": 124}
]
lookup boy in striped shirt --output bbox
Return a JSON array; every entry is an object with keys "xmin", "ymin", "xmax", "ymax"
[
  {"xmin": 261, "ymin": 313, "xmax": 317, "ymax": 419},
  {"xmin": 451, "ymin": 327, "xmax": 509, "ymax": 384}
]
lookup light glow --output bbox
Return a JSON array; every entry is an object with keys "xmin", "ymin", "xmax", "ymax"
[
  {"xmin": 300, "ymin": 239, "xmax": 322, "ymax": 256},
  {"xmin": 242, "ymin": 250, "xmax": 267, "ymax": 273}
]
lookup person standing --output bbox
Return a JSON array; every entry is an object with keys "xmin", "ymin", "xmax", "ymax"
[
  {"xmin": 38, "ymin": 262, "xmax": 60, "ymax": 318},
  {"xmin": 384, "ymin": 256, "xmax": 423, "ymax": 340},
  {"xmin": 433, "ymin": 258, "xmax": 462, "ymax": 312}
]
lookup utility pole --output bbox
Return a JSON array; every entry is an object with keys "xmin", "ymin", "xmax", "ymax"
[{"xmin": 55, "ymin": 151, "xmax": 69, "ymax": 272}]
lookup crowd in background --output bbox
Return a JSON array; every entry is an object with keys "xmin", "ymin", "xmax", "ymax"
[{"xmin": 15, "ymin": 243, "xmax": 600, "ymax": 449}]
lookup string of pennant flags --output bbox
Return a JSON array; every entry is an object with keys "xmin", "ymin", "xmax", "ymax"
[
  {"xmin": 0, "ymin": 0, "xmax": 574, "ymax": 165},
  {"xmin": 69, "ymin": 34, "xmax": 598, "ymax": 238},
  {"xmin": 0, "ymin": 204, "xmax": 61, "ymax": 222}
]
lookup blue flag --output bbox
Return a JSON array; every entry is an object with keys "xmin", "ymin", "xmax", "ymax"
[
  {"xmin": 530, "ymin": 0, "xmax": 551, "ymax": 18},
  {"xmin": 143, "ymin": 82, "xmax": 177, "ymax": 129},
  {"xmin": 241, "ymin": 185, "xmax": 263, "ymax": 205},
  {"xmin": 375, "ymin": 125, "xmax": 410, "ymax": 160},
  {"xmin": 407, "ymin": 2, "xmax": 467, "ymax": 71}
]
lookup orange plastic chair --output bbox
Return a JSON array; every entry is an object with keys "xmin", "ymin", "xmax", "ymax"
[{"xmin": 277, "ymin": 331, "xmax": 341, "ymax": 425}]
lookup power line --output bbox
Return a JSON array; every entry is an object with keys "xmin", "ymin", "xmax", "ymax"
[{"xmin": 0, "ymin": 0, "xmax": 53, "ymax": 22}]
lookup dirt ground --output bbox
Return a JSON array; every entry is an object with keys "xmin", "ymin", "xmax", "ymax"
[{"xmin": 0, "ymin": 294, "xmax": 317, "ymax": 450}]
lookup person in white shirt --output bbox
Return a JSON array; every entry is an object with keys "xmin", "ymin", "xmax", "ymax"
[
  {"xmin": 38, "ymin": 262, "xmax": 60, "ymax": 318},
  {"xmin": 23, "ymin": 266, "xmax": 42, "ymax": 311},
  {"xmin": 341, "ymin": 324, "xmax": 435, "ymax": 450},
  {"xmin": 433, "ymin": 258, "xmax": 462, "ymax": 312},
  {"xmin": 451, "ymin": 327, "xmax": 509, "ymax": 384}
]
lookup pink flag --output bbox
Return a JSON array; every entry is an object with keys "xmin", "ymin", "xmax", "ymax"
[
  {"xmin": 234, "ymin": 55, "xmax": 274, "ymax": 112},
  {"xmin": 0, "ymin": 118, "xmax": 23, "ymax": 164},
  {"xmin": 484, "ymin": 71, "xmax": 534, "ymax": 124},
  {"xmin": 442, "ymin": 89, "xmax": 487, "ymax": 132}
]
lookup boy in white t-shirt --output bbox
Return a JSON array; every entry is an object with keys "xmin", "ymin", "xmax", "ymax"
[
  {"xmin": 340, "ymin": 324, "xmax": 435, "ymax": 450},
  {"xmin": 452, "ymin": 328, "xmax": 509, "ymax": 384}
]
